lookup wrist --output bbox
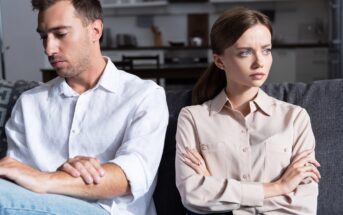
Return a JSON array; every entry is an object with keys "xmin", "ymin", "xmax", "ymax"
[{"xmin": 263, "ymin": 181, "xmax": 284, "ymax": 199}]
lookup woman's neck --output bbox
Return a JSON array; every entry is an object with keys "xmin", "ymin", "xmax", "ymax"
[{"xmin": 225, "ymin": 84, "xmax": 259, "ymax": 116}]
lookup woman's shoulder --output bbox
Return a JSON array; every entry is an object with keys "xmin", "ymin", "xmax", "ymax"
[
  {"xmin": 180, "ymin": 101, "xmax": 211, "ymax": 115},
  {"xmin": 269, "ymin": 96, "xmax": 308, "ymax": 116}
]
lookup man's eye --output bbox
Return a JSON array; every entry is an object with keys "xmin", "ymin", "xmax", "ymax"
[
  {"xmin": 39, "ymin": 35, "xmax": 47, "ymax": 40},
  {"xmin": 55, "ymin": 33, "xmax": 67, "ymax": 38},
  {"xmin": 263, "ymin": 48, "xmax": 272, "ymax": 55}
]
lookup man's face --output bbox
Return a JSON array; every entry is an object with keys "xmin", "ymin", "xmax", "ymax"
[{"xmin": 37, "ymin": 1, "xmax": 93, "ymax": 78}]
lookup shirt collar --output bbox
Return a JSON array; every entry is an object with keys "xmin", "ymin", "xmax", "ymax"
[
  {"xmin": 209, "ymin": 88, "xmax": 274, "ymax": 116},
  {"xmin": 210, "ymin": 89, "xmax": 229, "ymax": 115},
  {"xmin": 97, "ymin": 56, "xmax": 119, "ymax": 94},
  {"xmin": 51, "ymin": 56, "xmax": 119, "ymax": 97},
  {"xmin": 251, "ymin": 89, "xmax": 274, "ymax": 116}
]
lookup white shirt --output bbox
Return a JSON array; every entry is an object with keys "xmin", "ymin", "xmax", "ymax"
[{"xmin": 5, "ymin": 58, "xmax": 169, "ymax": 215}]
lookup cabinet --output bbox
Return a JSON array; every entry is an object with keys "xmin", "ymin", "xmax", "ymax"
[
  {"xmin": 268, "ymin": 49, "xmax": 296, "ymax": 83},
  {"xmin": 296, "ymin": 48, "xmax": 328, "ymax": 82},
  {"xmin": 100, "ymin": 0, "xmax": 167, "ymax": 9}
]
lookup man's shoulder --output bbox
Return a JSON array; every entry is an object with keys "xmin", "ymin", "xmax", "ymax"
[
  {"xmin": 118, "ymin": 70, "xmax": 165, "ymax": 96},
  {"xmin": 19, "ymin": 78, "xmax": 59, "ymax": 100}
]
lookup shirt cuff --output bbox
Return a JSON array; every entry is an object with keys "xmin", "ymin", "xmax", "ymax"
[
  {"xmin": 111, "ymin": 154, "xmax": 147, "ymax": 202},
  {"xmin": 241, "ymin": 182, "xmax": 264, "ymax": 206}
]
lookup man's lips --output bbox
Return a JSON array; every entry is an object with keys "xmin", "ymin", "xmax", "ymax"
[{"xmin": 50, "ymin": 60, "xmax": 66, "ymax": 68}]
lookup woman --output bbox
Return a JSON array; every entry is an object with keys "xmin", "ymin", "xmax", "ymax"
[{"xmin": 175, "ymin": 7, "xmax": 320, "ymax": 215}]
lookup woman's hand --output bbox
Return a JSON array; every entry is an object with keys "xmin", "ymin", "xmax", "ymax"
[
  {"xmin": 181, "ymin": 147, "xmax": 211, "ymax": 176},
  {"xmin": 264, "ymin": 149, "xmax": 321, "ymax": 198}
]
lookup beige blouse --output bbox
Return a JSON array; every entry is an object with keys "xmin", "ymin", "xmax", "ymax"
[{"xmin": 175, "ymin": 89, "xmax": 318, "ymax": 215}]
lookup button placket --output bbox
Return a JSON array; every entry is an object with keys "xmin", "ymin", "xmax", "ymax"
[{"xmin": 68, "ymin": 96, "xmax": 84, "ymax": 156}]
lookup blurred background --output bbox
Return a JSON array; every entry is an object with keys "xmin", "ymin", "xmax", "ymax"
[{"xmin": 0, "ymin": 0, "xmax": 341, "ymax": 90}]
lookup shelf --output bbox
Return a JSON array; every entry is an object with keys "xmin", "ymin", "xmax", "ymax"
[
  {"xmin": 210, "ymin": 0, "xmax": 291, "ymax": 2},
  {"xmin": 101, "ymin": 1, "xmax": 167, "ymax": 9},
  {"xmin": 101, "ymin": 43, "xmax": 328, "ymax": 51},
  {"xmin": 102, "ymin": 46, "xmax": 210, "ymax": 51}
]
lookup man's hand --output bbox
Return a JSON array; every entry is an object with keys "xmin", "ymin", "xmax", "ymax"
[
  {"xmin": 58, "ymin": 156, "xmax": 105, "ymax": 184},
  {"xmin": 0, "ymin": 156, "xmax": 48, "ymax": 193}
]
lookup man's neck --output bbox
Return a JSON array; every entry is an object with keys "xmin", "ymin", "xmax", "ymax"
[{"xmin": 66, "ymin": 55, "xmax": 107, "ymax": 94}]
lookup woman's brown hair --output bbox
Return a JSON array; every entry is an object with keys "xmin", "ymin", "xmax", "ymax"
[{"xmin": 192, "ymin": 7, "xmax": 273, "ymax": 105}]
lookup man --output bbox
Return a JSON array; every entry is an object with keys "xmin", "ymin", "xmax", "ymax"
[{"xmin": 0, "ymin": 0, "xmax": 168, "ymax": 214}]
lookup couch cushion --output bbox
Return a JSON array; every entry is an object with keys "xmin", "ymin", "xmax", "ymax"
[
  {"xmin": 154, "ymin": 90, "xmax": 192, "ymax": 215},
  {"xmin": 0, "ymin": 80, "xmax": 39, "ymax": 158}
]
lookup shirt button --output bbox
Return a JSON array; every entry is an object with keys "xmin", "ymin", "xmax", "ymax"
[
  {"xmin": 242, "ymin": 174, "xmax": 249, "ymax": 180},
  {"xmin": 243, "ymin": 147, "xmax": 248, "ymax": 152},
  {"xmin": 72, "ymin": 129, "xmax": 77, "ymax": 134},
  {"xmin": 241, "ymin": 130, "xmax": 245, "ymax": 134}
]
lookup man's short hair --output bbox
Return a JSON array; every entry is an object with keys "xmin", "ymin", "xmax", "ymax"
[{"xmin": 31, "ymin": 0, "xmax": 103, "ymax": 23}]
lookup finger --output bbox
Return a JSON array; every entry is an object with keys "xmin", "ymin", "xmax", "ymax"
[
  {"xmin": 301, "ymin": 177, "xmax": 312, "ymax": 184},
  {"xmin": 75, "ymin": 162, "xmax": 93, "ymax": 184},
  {"xmin": 182, "ymin": 151, "xmax": 197, "ymax": 164},
  {"xmin": 184, "ymin": 147, "xmax": 200, "ymax": 165},
  {"xmin": 305, "ymin": 171, "xmax": 320, "ymax": 183},
  {"xmin": 307, "ymin": 164, "xmax": 321, "ymax": 179},
  {"xmin": 292, "ymin": 149, "xmax": 313, "ymax": 163},
  {"xmin": 89, "ymin": 158, "xmax": 105, "ymax": 177},
  {"xmin": 293, "ymin": 156, "xmax": 315, "ymax": 168},
  {"xmin": 186, "ymin": 147, "xmax": 204, "ymax": 165},
  {"xmin": 60, "ymin": 162, "xmax": 80, "ymax": 177},
  {"xmin": 307, "ymin": 159, "xmax": 321, "ymax": 167},
  {"xmin": 181, "ymin": 157, "xmax": 201, "ymax": 174},
  {"xmin": 84, "ymin": 162, "xmax": 104, "ymax": 184},
  {"xmin": 298, "ymin": 165, "xmax": 321, "ymax": 182},
  {"xmin": 190, "ymin": 148, "xmax": 204, "ymax": 163}
]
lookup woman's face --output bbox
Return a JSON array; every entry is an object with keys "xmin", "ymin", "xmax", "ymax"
[{"xmin": 214, "ymin": 24, "xmax": 272, "ymax": 90}]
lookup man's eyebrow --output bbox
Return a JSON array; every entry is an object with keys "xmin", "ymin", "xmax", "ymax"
[{"xmin": 36, "ymin": 26, "xmax": 72, "ymax": 34}]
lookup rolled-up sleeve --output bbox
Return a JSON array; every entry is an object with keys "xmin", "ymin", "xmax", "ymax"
[
  {"xmin": 111, "ymin": 88, "xmax": 169, "ymax": 201},
  {"xmin": 175, "ymin": 108, "xmax": 264, "ymax": 214}
]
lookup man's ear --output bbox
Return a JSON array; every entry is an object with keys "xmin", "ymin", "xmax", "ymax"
[
  {"xmin": 90, "ymin": 19, "xmax": 103, "ymax": 42},
  {"xmin": 213, "ymin": 54, "xmax": 225, "ymax": 70}
]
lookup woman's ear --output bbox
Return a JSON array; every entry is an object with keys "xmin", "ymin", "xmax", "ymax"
[{"xmin": 213, "ymin": 54, "xmax": 225, "ymax": 70}]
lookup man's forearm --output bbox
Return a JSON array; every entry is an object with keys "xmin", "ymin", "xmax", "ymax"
[{"xmin": 45, "ymin": 163, "xmax": 130, "ymax": 199}]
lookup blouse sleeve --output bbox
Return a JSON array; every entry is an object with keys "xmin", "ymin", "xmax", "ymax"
[
  {"xmin": 175, "ymin": 107, "xmax": 264, "ymax": 214},
  {"xmin": 259, "ymin": 108, "xmax": 318, "ymax": 215}
]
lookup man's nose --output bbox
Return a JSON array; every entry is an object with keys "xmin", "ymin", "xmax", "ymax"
[{"xmin": 44, "ymin": 37, "xmax": 58, "ymax": 56}]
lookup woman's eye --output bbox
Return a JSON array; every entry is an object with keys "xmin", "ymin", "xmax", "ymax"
[{"xmin": 239, "ymin": 50, "xmax": 251, "ymax": 57}]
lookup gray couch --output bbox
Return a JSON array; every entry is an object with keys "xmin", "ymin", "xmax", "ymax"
[{"xmin": 0, "ymin": 79, "xmax": 342, "ymax": 214}]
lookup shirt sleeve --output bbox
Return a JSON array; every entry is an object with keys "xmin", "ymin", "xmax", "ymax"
[
  {"xmin": 5, "ymin": 95, "xmax": 30, "ymax": 163},
  {"xmin": 175, "ymin": 108, "xmax": 264, "ymax": 214},
  {"xmin": 258, "ymin": 108, "xmax": 318, "ymax": 215},
  {"xmin": 109, "ymin": 87, "xmax": 169, "ymax": 202}
]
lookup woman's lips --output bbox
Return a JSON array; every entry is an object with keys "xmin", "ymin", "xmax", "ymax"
[{"xmin": 250, "ymin": 73, "xmax": 265, "ymax": 80}]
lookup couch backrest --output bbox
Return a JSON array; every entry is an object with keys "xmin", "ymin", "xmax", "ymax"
[
  {"xmin": 155, "ymin": 79, "xmax": 343, "ymax": 215},
  {"xmin": 0, "ymin": 80, "xmax": 39, "ymax": 158},
  {"xmin": 0, "ymin": 79, "xmax": 342, "ymax": 215}
]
